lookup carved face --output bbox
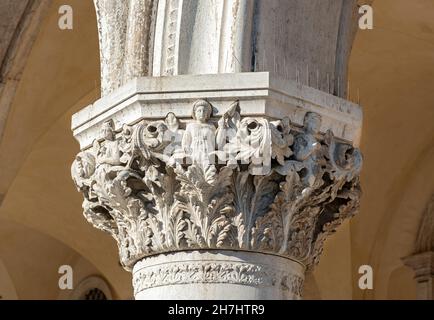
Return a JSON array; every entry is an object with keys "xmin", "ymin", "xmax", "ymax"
[
  {"xmin": 79, "ymin": 153, "xmax": 96, "ymax": 177},
  {"xmin": 71, "ymin": 152, "xmax": 96, "ymax": 188},
  {"xmin": 166, "ymin": 113, "xmax": 177, "ymax": 125},
  {"xmin": 101, "ymin": 122, "xmax": 115, "ymax": 140},
  {"xmin": 165, "ymin": 112, "xmax": 179, "ymax": 132},
  {"xmin": 192, "ymin": 101, "xmax": 212, "ymax": 123},
  {"xmin": 304, "ymin": 113, "xmax": 321, "ymax": 134},
  {"xmin": 194, "ymin": 105, "xmax": 208, "ymax": 123}
]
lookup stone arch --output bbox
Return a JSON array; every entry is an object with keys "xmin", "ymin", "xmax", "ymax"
[
  {"xmin": 414, "ymin": 195, "xmax": 434, "ymax": 254},
  {"xmin": 0, "ymin": 258, "xmax": 18, "ymax": 300},
  {"xmin": 0, "ymin": 0, "xmax": 100, "ymax": 202},
  {"xmin": 365, "ymin": 142, "xmax": 434, "ymax": 299},
  {"xmin": 0, "ymin": 218, "xmax": 117, "ymax": 299},
  {"xmin": 0, "ymin": 0, "xmax": 51, "ymax": 144},
  {"xmin": 0, "ymin": 1, "xmax": 132, "ymax": 299}
]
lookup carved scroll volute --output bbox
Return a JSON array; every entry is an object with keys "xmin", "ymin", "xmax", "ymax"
[{"xmin": 72, "ymin": 100, "xmax": 362, "ymax": 271}]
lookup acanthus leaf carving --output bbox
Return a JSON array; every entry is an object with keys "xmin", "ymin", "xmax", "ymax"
[{"xmin": 72, "ymin": 99, "xmax": 362, "ymax": 271}]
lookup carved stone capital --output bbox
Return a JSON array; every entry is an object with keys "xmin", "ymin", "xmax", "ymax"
[{"xmin": 71, "ymin": 73, "xmax": 363, "ymax": 298}]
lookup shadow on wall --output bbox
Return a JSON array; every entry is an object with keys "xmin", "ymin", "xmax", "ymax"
[
  {"xmin": 0, "ymin": 219, "xmax": 118, "ymax": 300},
  {"xmin": 0, "ymin": 258, "xmax": 18, "ymax": 300},
  {"xmin": 387, "ymin": 266, "xmax": 416, "ymax": 300}
]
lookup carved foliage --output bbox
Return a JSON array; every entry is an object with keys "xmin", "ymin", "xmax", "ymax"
[
  {"xmin": 133, "ymin": 260, "xmax": 304, "ymax": 298},
  {"xmin": 72, "ymin": 101, "xmax": 362, "ymax": 271}
]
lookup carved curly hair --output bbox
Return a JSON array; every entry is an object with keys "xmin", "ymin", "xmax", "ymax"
[{"xmin": 191, "ymin": 99, "xmax": 213, "ymax": 120}]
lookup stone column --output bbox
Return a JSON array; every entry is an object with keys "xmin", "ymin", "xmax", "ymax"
[
  {"xmin": 402, "ymin": 196, "xmax": 433, "ymax": 300},
  {"xmin": 403, "ymin": 252, "xmax": 434, "ymax": 300},
  {"xmin": 72, "ymin": 1, "xmax": 362, "ymax": 300}
]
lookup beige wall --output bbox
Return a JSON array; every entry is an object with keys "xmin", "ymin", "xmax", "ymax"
[
  {"xmin": 0, "ymin": 219, "xmax": 118, "ymax": 299},
  {"xmin": 0, "ymin": 0, "xmax": 132, "ymax": 299},
  {"xmin": 348, "ymin": 0, "xmax": 434, "ymax": 299}
]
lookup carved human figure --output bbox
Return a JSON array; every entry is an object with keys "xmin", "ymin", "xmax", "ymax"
[
  {"xmin": 270, "ymin": 117, "xmax": 294, "ymax": 165},
  {"xmin": 293, "ymin": 112, "xmax": 323, "ymax": 186},
  {"xmin": 165, "ymin": 112, "xmax": 179, "ymax": 132},
  {"xmin": 95, "ymin": 119, "xmax": 123, "ymax": 167},
  {"xmin": 163, "ymin": 112, "xmax": 184, "ymax": 160},
  {"xmin": 324, "ymin": 129, "xmax": 363, "ymax": 181},
  {"xmin": 91, "ymin": 120, "xmax": 126, "ymax": 197},
  {"xmin": 216, "ymin": 101, "xmax": 240, "ymax": 150},
  {"xmin": 181, "ymin": 100, "xmax": 216, "ymax": 168},
  {"xmin": 71, "ymin": 152, "xmax": 96, "ymax": 190},
  {"xmin": 71, "ymin": 100, "xmax": 362, "ymax": 274}
]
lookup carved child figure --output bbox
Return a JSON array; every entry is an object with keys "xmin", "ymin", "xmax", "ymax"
[
  {"xmin": 95, "ymin": 119, "xmax": 123, "ymax": 167},
  {"xmin": 71, "ymin": 151, "xmax": 96, "ymax": 191},
  {"xmin": 181, "ymin": 100, "xmax": 216, "ymax": 169},
  {"xmin": 293, "ymin": 112, "xmax": 323, "ymax": 187},
  {"xmin": 163, "ymin": 112, "xmax": 184, "ymax": 160}
]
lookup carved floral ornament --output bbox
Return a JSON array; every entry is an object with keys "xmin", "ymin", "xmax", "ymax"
[
  {"xmin": 132, "ymin": 259, "xmax": 305, "ymax": 298},
  {"xmin": 72, "ymin": 100, "xmax": 362, "ymax": 271}
]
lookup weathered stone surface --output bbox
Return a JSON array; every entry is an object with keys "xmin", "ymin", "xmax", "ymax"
[
  {"xmin": 0, "ymin": 0, "xmax": 51, "ymax": 146},
  {"xmin": 0, "ymin": 1, "xmax": 29, "ymax": 65},
  {"xmin": 93, "ymin": 0, "xmax": 358, "ymax": 97},
  {"xmin": 133, "ymin": 251, "xmax": 305, "ymax": 300},
  {"xmin": 253, "ymin": 0, "xmax": 358, "ymax": 97},
  {"xmin": 74, "ymin": 0, "xmax": 363, "ymax": 300},
  {"xmin": 93, "ymin": 0, "xmax": 157, "ymax": 96},
  {"xmin": 72, "ymin": 73, "xmax": 363, "ymax": 150},
  {"xmin": 72, "ymin": 95, "xmax": 362, "ymax": 272}
]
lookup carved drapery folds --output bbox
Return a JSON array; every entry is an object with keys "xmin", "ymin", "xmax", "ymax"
[{"xmin": 72, "ymin": 100, "xmax": 362, "ymax": 271}]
